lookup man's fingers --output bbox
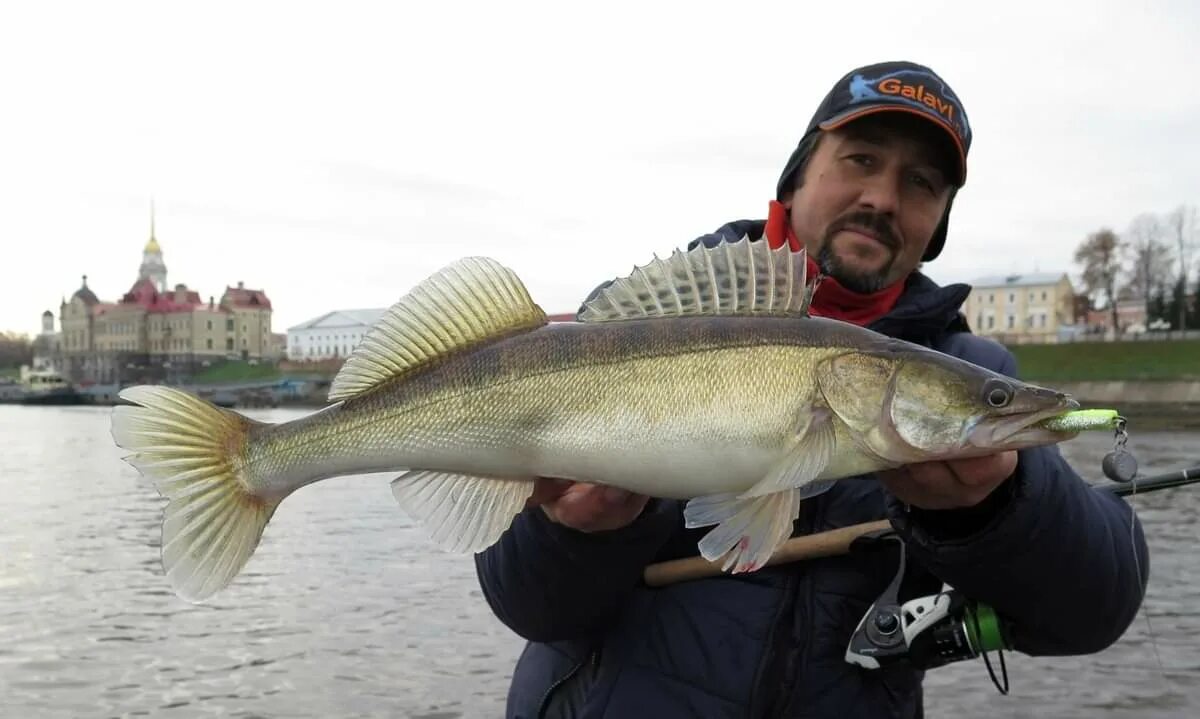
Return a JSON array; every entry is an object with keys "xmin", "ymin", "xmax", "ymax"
[
  {"xmin": 945, "ymin": 452, "xmax": 1019, "ymax": 487},
  {"xmin": 879, "ymin": 464, "xmax": 983, "ymax": 510},
  {"xmin": 535, "ymin": 481, "xmax": 651, "ymax": 532},
  {"xmin": 600, "ymin": 486, "xmax": 635, "ymax": 505},
  {"xmin": 525, "ymin": 477, "xmax": 575, "ymax": 508},
  {"xmin": 556, "ymin": 483, "xmax": 627, "ymax": 515}
]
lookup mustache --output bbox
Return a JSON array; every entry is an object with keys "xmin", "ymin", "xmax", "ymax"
[{"xmin": 824, "ymin": 212, "xmax": 899, "ymax": 250}]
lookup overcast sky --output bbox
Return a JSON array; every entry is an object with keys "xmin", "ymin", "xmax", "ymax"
[{"xmin": 2, "ymin": 1, "xmax": 1197, "ymax": 337}]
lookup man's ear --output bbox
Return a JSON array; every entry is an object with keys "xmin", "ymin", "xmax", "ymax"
[{"xmin": 781, "ymin": 188, "xmax": 797, "ymax": 210}]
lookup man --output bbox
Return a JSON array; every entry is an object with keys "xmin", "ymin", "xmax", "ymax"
[{"xmin": 474, "ymin": 61, "xmax": 1149, "ymax": 718}]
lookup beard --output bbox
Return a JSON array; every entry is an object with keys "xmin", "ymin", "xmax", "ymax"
[{"xmin": 816, "ymin": 211, "xmax": 900, "ymax": 294}]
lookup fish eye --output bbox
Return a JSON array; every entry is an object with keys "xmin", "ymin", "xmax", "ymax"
[{"xmin": 983, "ymin": 379, "xmax": 1013, "ymax": 408}]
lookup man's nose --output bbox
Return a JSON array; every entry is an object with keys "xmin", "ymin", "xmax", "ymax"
[{"xmin": 856, "ymin": 172, "xmax": 901, "ymax": 216}]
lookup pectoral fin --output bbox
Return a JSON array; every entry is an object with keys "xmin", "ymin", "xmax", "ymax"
[
  {"xmin": 390, "ymin": 470, "xmax": 536, "ymax": 553},
  {"xmin": 684, "ymin": 489, "xmax": 801, "ymax": 573},
  {"xmin": 740, "ymin": 408, "xmax": 837, "ymax": 499}
]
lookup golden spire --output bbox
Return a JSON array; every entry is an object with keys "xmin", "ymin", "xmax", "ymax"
[{"xmin": 144, "ymin": 199, "xmax": 161, "ymax": 254}]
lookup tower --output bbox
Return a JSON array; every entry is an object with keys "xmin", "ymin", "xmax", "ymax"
[{"xmin": 138, "ymin": 202, "xmax": 168, "ymax": 292}]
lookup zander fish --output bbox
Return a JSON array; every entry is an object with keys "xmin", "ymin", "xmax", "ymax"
[{"xmin": 111, "ymin": 238, "xmax": 1083, "ymax": 601}]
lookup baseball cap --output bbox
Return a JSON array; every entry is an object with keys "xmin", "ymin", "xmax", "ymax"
[{"xmin": 775, "ymin": 61, "xmax": 972, "ymax": 261}]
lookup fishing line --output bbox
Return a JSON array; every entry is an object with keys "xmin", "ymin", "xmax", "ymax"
[
  {"xmin": 1129, "ymin": 481, "xmax": 1169, "ymax": 686},
  {"xmin": 1107, "ymin": 417, "xmax": 1169, "ymax": 686},
  {"xmin": 968, "ymin": 606, "xmax": 1009, "ymax": 695}
]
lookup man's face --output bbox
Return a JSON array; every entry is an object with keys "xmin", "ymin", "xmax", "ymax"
[{"xmin": 782, "ymin": 115, "xmax": 956, "ymax": 293}]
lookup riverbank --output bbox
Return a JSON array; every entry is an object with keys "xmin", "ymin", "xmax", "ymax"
[
  {"xmin": 1086, "ymin": 402, "xmax": 1200, "ymax": 431},
  {"xmin": 1049, "ymin": 381, "xmax": 1200, "ymax": 431},
  {"xmin": 9, "ymin": 338, "xmax": 1197, "ymax": 414},
  {"xmin": 1007, "ymin": 339, "xmax": 1200, "ymax": 383},
  {"xmin": 1003, "ymin": 339, "xmax": 1200, "ymax": 430}
]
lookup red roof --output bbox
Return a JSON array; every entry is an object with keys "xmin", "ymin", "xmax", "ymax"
[
  {"xmin": 121, "ymin": 278, "xmax": 157, "ymax": 305},
  {"xmin": 120, "ymin": 278, "xmax": 207, "ymax": 314},
  {"xmin": 223, "ymin": 285, "xmax": 272, "ymax": 310}
]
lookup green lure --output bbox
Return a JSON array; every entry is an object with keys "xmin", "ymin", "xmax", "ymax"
[{"xmin": 1036, "ymin": 409, "xmax": 1121, "ymax": 433}]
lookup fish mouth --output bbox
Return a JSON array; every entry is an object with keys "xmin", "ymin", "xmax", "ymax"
[{"xmin": 968, "ymin": 395, "xmax": 1082, "ymax": 449}]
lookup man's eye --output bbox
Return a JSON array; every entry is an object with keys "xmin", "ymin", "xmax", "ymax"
[
  {"xmin": 846, "ymin": 154, "xmax": 874, "ymax": 167},
  {"xmin": 909, "ymin": 172, "xmax": 937, "ymax": 193}
]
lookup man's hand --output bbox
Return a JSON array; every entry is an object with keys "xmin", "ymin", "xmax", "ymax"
[
  {"xmin": 526, "ymin": 478, "xmax": 651, "ymax": 533},
  {"xmin": 878, "ymin": 451, "xmax": 1018, "ymax": 510}
]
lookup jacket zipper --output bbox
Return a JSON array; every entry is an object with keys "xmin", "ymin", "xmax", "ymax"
[
  {"xmin": 750, "ymin": 572, "xmax": 800, "ymax": 718},
  {"xmin": 536, "ymin": 648, "xmax": 600, "ymax": 719},
  {"xmin": 750, "ymin": 501, "xmax": 823, "ymax": 718},
  {"xmin": 765, "ymin": 501, "xmax": 825, "ymax": 718}
]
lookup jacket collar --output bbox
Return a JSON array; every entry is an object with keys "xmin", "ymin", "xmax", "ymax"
[{"xmin": 868, "ymin": 271, "xmax": 972, "ymax": 343}]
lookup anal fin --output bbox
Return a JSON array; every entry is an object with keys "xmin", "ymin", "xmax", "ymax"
[
  {"xmin": 390, "ymin": 471, "xmax": 536, "ymax": 553},
  {"xmin": 684, "ymin": 488, "xmax": 802, "ymax": 573}
]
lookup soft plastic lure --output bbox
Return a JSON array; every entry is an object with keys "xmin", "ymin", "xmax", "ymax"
[{"xmin": 1037, "ymin": 409, "xmax": 1120, "ymax": 433}]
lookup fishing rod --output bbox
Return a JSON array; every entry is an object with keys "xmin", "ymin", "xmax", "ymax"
[
  {"xmin": 1109, "ymin": 465, "xmax": 1200, "ymax": 496},
  {"xmin": 642, "ymin": 464, "xmax": 1200, "ymax": 588}
]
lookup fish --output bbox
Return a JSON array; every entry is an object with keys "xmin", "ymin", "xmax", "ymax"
[{"xmin": 110, "ymin": 237, "xmax": 1082, "ymax": 602}]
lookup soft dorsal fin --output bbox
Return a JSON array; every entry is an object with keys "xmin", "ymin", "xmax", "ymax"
[
  {"xmin": 578, "ymin": 236, "xmax": 816, "ymax": 323},
  {"xmin": 329, "ymin": 257, "xmax": 547, "ymax": 402}
]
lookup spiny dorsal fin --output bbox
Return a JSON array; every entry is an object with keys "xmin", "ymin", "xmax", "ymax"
[
  {"xmin": 329, "ymin": 257, "xmax": 546, "ymax": 402},
  {"xmin": 578, "ymin": 236, "xmax": 815, "ymax": 323}
]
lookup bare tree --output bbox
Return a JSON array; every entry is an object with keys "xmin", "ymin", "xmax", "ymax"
[
  {"xmin": 0, "ymin": 332, "xmax": 33, "ymax": 370},
  {"xmin": 1124, "ymin": 213, "xmax": 1174, "ymax": 318},
  {"xmin": 1166, "ymin": 205, "xmax": 1198, "ymax": 331},
  {"xmin": 1074, "ymin": 228, "xmax": 1125, "ymax": 334}
]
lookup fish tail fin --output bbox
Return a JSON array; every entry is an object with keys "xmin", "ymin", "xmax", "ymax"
[{"xmin": 111, "ymin": 385, "xmax": 279, "ymax": 602}]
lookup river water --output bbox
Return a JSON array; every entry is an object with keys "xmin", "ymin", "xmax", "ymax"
[{"xmin": 1, "ymin": 405, "xmax": 1196, "ymax": 718}]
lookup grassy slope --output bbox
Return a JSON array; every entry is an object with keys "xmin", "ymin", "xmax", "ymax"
[
  {"xmin": 191, "ymin": 361, "xmax": 282, "ymax": 384},
  {"xmin": 1007, "ymin": 339, "xmax": 1200, "ymax": 382}
]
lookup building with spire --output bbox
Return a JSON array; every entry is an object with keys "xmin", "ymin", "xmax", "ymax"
[
  {"xmin": 55, "ymin": 211, "xmax": 277, "ymax": 385},
  {"xmin": 30, "ymin": 309, "xmax": 62, "ymax": 374},
  {"xmin": 138, "ymin": 206, "xmax": 168, "ymax": 292}
]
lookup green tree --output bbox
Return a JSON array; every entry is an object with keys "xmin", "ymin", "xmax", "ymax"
[
  {"xmin": 1191, "ymin": 264, "xmax": 1200, "ymax": 330},
  {"xmin": 1166, "ymin": 275, "xmax": 1188, "ymax": 331},
  {"xmin": 1149, "ymin": 281, "xmax": 1169, "ymax": 322}
]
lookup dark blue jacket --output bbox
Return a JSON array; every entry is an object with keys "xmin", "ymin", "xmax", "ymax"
[{"xmin": 474, "ymin": 221, "xmax": 1150, "ymax": 718}]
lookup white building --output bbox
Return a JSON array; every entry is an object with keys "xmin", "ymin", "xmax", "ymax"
[
  {"xmin": 963, "ymin": 272, "xmax": 1076, "ymax": 344},
  {"xmin": 31, "ymin": 309, "xmax": 62, "ymax": 373},
  {"xmin": 286, "ymin": 308, "xmax": 386, "ymax": 361},
  {"xmin": 287, "ymin": 306, "xmax": 586, "ymax": 362}
]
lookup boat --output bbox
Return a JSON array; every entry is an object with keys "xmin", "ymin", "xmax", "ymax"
[
  {"xmin": 4, "ymin": 367, "xmax": 87, "ymax": 405},
  {"xmin": 0, "ymin": 376, "xmax": 23, "ymax": 402}
]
